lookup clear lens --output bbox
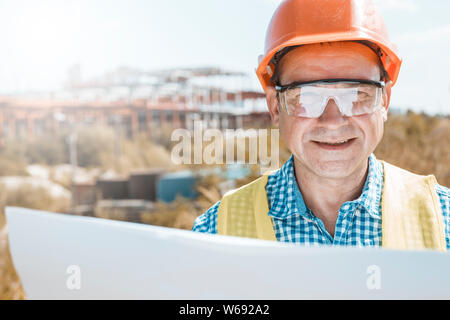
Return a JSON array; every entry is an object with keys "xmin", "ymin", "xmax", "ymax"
[{"xmin": 280, "ymin": 82, "xmax": 382, "ymax": 118}]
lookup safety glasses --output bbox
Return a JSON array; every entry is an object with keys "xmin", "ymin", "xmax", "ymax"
[{"xmin": 276, "ymin": 79, "xmax": 385, "ymax": 118}]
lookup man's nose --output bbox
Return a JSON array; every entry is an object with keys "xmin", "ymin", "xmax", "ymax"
[{"xmin": 318, "ymin": 97, "xmax": 348, "ymax": 127}]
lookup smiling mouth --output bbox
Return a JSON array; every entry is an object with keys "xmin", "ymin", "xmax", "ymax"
[{"xmin": 312, "ymin": 138, "xmax": 356, "ymax": 149}]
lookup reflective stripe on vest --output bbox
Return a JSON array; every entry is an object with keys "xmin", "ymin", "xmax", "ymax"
[{"xmin": 217, "ymin": 161, "xmax": 446, "ymax": 251}]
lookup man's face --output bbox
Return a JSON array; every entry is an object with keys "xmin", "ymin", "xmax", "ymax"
[{"xmin": 266, "ymin": 42, "xmax": 389, "ymax": 179}]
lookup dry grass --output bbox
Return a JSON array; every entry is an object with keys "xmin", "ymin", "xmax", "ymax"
[
  {"xmin": 99, "ymin": 132, "xmax": 177, "ymax": 175},
  {"xmin": 140, "ymin": 199, "xmax": 199, "ymax": 230},
  {"xmin": 0, "ymin": 184, "xmax": 71, "ymax": 300},
  {"xmin": 0, "ymin": 224, "xmax": 25, "ymax": 300},
  {"xmin": 375, "ymin": 112, "xmax": 450, "ymax": 187}
]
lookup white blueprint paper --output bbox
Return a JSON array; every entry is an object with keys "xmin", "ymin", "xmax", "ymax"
[{"xmin": 5, "ymin": 206, "xmax": 450, "ymax": 299}]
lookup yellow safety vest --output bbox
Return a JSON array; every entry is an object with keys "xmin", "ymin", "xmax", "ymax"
[{"xmin": 217, "ymin": 161, "xmax": 446, "ymax": 251}]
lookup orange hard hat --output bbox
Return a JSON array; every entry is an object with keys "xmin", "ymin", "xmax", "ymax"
[{"xmin": 256, "ymin": 0, "xmax": 402, "ymax": 93}]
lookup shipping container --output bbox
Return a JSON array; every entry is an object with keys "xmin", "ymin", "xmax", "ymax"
[{"xmin": 157, "ymin": 171, "xmax": 198, "ymax": 203}]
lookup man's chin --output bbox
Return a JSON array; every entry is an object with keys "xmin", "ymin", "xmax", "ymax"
[{"xmin": 304, "ymin": 157, "xmax": 365, "ymax": 179}]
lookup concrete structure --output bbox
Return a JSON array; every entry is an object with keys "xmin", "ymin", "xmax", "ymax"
[{"xmin": 0, "ymin": 67, "xmax": 270, "ymax": 144}]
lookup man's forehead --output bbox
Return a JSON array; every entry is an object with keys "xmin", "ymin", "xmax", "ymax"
[
  {"xmin": 283, "ymin": 42, "xmax": 379, "ymax": 63},
  {"xmin": 277, "ymin": 42, "xmax": 382, "ymax": 83}
]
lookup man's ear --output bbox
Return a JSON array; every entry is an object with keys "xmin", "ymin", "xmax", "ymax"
[
  {"xmin": 266, "ymin": 85, "xmax": 280, "ymax": 126},
  {"xmin": 381, "ymin": 80, "xmax": 392, "ymax": 122}
]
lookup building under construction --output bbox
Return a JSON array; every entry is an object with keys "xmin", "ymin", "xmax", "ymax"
[{"xmin": 0, "ymin": 67, "xmax": 270, "ymax": 143}]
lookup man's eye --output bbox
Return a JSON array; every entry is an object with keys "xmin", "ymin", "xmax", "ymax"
[{"xmin": 358, "ymin": 91, "xmax": 370, "ymax": 97}]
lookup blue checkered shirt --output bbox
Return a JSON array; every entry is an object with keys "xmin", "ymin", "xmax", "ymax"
[{"xmin": 192, "ymin": 154, "xmax": 450, "ymax": 248}]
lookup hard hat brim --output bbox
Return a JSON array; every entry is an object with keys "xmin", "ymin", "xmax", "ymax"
[{"xmin": 256, "ymin": 31, "xmax": 402, "ymax": 93}]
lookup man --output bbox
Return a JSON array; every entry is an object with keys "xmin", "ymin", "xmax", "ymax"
[{"xmin": 192, "ymin": 0, "xmax": 450, "ymax": 250}]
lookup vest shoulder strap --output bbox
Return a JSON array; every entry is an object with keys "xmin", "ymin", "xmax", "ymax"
[
  {"xmin": 380, "ymin": 161, "xmax": 446, "ymax": 251},
  {"xmin": 217, "ymin": 171, "xmax": 277, "ymax": 241}
]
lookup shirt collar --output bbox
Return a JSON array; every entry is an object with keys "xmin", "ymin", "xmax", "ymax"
[
  {"xmin": 269, "ymin": 153, "xmax": 383, "ymax": 220},
  {"xmin": 358, "ymin": 153, "xmax": 383, "ymax": 219}
]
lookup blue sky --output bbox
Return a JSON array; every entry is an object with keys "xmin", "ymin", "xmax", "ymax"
[{"xmin": 0, "ymin": 0, "xmax": 449, "ymax": 114}]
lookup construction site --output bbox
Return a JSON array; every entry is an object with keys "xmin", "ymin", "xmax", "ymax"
[
  {"xmin": 0, "ymin": 66, "xmax": 274, "ymax": 229},
  {"xmin": 0, "ymin": 66, "xmax": 269, "ymax": 142},
  {"xmin": 0, "ymin": 64, "xmax": 449, "ymax": 299}
]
